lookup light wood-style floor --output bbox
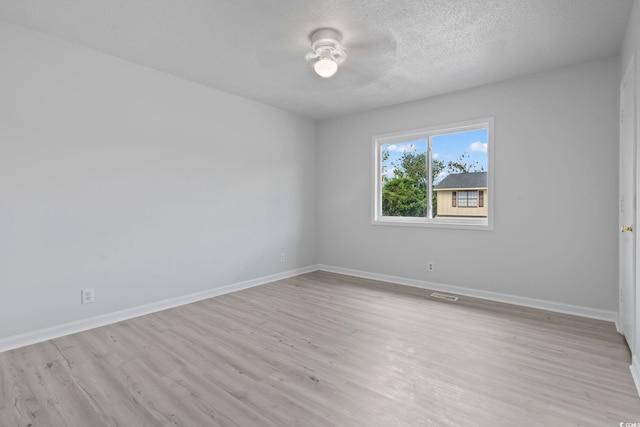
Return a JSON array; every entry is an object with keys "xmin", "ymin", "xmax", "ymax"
[{"xmin": 1, "ymin": 271, "xmax": 639, "ymax": 426}]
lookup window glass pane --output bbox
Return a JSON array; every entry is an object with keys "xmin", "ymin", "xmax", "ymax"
[
  {"xmin": 373, "ymin": 117, "xmax": 492, "ymax": 229},
  {"xmin": 380, "ymin": 139, "xmax": 427, "ymax": 217},
  {"xmin": 432, "ymin": 129, "xmax": 488, "ymax": 218},
  {"xmin": 458, "ymin": 191, "xmax": 468, "ymax": 207},
  {"xmin": 467, "ymin": 191, "xmax": 478, "ymax": 207}
]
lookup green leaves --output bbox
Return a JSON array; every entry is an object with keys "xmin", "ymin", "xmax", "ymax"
[
  {"xmin": 396, "ymin": 152, "xmax": 426, "ymax": 188},
  {"xmin": 382, "ymin": 177, "xmax": 426, "ymax": 217},
  {"xmin": 382, "ymin": 150, "xmax": 428, "ymax": 217}
]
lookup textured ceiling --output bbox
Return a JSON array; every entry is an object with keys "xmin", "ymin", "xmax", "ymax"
[{"xmin": 0, "ymin": 0, "xmax": 634, "ymax": 119}]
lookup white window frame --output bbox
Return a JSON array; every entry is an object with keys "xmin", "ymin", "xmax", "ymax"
[{"xmin": 372, "ymin": 117, "xmax": 494, "ymax": 230}]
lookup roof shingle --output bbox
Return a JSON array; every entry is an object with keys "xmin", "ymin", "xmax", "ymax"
[{"xmin": 434, "ymin": 172, "xmax": 487, "ymax": 190}]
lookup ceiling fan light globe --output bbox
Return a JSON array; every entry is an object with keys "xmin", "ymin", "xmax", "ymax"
[{"xmin": 314, "ymin": 58, "xmax": 338, "ymax": 78}]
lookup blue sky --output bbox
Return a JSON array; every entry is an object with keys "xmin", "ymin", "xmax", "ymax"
[{"xmin": 382, "ymin": 129, "xmax": 488, "ymax": 184}]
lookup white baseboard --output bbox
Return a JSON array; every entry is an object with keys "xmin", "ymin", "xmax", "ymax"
[
  {"xmin": 317, "ymin": 265, "xmax": 618, "ymax": 323},
  {"xmin": 0, "ymin": 266, "xmax": 317, "ymax": 353},
  {"xmin": 0, "ymin": 264, "xmax": 620, "ymax": 354},
  {"xmin": 632, "ymin": 356, "xmax": 640, "ymax": 398}
]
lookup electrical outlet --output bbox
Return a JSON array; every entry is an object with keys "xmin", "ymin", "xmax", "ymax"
[
  {"xmin": 280, "ymin": 253, "xmax": 286, "ymax": 263},
  {"xmin": 81, "ymin": 288, "xmax": 95, "ymax": 304},
  {"xmin": 427, "ymin": 262, "xmax": 434, "ymax": 272}
]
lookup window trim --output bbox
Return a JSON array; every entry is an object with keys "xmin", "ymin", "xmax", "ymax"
[{"xmin": 371, "ymin": 117, "xmax": 494, "ymax": 230}]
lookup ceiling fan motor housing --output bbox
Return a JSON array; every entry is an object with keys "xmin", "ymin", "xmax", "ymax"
[{"xmin": 309, "ymin": 28, "xmax": 347, "ymax": 65}]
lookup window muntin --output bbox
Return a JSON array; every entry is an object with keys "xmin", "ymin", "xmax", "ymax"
[{"xmin": 372, "ymin": 118, "xmax": 493, "ymax": 230}]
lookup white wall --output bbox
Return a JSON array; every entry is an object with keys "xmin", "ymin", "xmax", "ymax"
[
  {"xmin": 0, "ymin": 21, "xmax": 317, "ymax": 340},
  {"xmin": 317, "ymin": 56, "xmax": 620, "ymax": 312}
]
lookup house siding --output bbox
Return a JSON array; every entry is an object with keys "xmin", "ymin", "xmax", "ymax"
[{"xmin": 436, "ymin": 188, "xmax": 488, "ymax": 217}]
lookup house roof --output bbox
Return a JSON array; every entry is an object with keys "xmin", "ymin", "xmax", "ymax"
[{"xmin": 434, "ymin": 172, "xmax": 487, "ymax": 190}]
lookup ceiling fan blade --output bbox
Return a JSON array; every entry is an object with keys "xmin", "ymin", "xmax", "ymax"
[
  {"xmin": 304, "ymin": 51, "xmax": 318, "ymax": 62},
  {"xmin": 306, "ymin": 24, "xmax": 395, "ymax": 86},
  {"xmin": 343, "ymin": 25, "xmax": 397, "ymax": 61},
  {"xmin": 255, "ymin": 29, "xmax": 310, "ymax": 69}
]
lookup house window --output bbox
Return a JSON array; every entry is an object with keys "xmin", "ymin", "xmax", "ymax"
[
  {"xmin": 458, "ymin": 191, "xmax": 478, "ymax": 207},
  {"xmin": 372, "ymin": 117, "xmax": 493, "ymax": 230}
]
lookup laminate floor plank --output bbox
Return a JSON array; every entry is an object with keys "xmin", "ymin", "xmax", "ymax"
[
  {"xmin": 0, "ymin": 271, "xmax": 639, "ymax": 426},
  {"xmin": 59, "ymin": 341, "xmax": 185, "ymax": 426}
]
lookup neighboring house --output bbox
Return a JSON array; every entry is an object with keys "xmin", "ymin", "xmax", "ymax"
[{"xmin": 434, "ymin": 172, "xmax": 487, "ymax": 217}]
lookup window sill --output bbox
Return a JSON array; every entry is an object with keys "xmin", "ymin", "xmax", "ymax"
[{"xmin": 372, "ymin": 216, "xmax": 492, "ymax": 231}]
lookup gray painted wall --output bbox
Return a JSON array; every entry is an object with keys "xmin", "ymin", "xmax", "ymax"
[
  {"xmin": 317, "ymin": 56, "xmax": 620, "ymax": 311},
  {"xmin": 0, "ymin": 22, "xmax": 317, "ymax": 339}
]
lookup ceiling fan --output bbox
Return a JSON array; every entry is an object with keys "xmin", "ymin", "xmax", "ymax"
[
  {"xmin": 255, "ymin": 23, "xmax": 397, "ymax": 87},
  {"xmin": 304, "ymin": 28, "xmax": 347, "ymax": 78}
]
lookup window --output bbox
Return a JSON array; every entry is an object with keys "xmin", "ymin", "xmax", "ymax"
[
  {"xmin": 372, "ymin": 118, "xmax": 493, "ymax": 230},
  {"xmin": 458, "ymin": 191, "xmax": 478, "ymax": 207}
]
